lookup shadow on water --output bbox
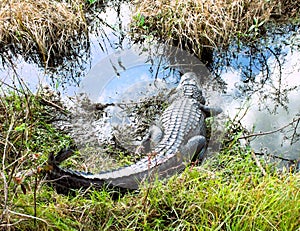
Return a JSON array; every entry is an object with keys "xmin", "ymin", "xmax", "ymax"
[{"xmin": 0, "ymin": 0, "xmax": 299, "ymax": 168}]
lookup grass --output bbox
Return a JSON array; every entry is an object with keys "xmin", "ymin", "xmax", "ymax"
[
  {"xmin": 131, "ymin": 0, "xmax": 300, "ymax": 57},
  {"xmin": 0, "ymin": 0, "xmax": 87, "ymax": 67},
  {"xmin": 0, "ymin": 86, "xmax": 73, "ymax": 229},
  {"xmin": 0, "ymin": 86, "xmax": 299, "ymax": 230},
  {"xmin": 0, "ymin": 0, "xmax": 300, "ymax": 229}
]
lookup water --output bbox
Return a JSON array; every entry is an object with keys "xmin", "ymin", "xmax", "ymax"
[
  {"xmin": 80, "ymin": 42, "xmax": 216, "ymax": 103},
  {"xmin": 213, "ymin": 25, "xmax": 300, "ymax": 163},
  {"xmin": 0, "ymin": 1, "xmax": 299, "ymax": 168}
]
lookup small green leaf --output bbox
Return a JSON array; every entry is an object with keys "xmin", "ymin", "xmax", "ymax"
[
  {"xmin": 15, "ymin": 123, "xmax": 26, "ymax": 131},
  {"xmin": 248, "ymin": 24, "xmax": 256, "ymax": 32},
  {"xmin": 140, "ymin": 15, "xmax": 145, "ymax": 27},
  {"xmin": 55, "ymin": 80, "xmax": 60, "ymax": 90}
]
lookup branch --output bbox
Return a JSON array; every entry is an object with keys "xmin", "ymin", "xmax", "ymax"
[
  {"xmin": 39, "ymin": 97, "xmax": 68, "ymax": 115},
  {"xmin": 6, "ymin": 210, "xmax": 49, "ymax": 225},
  {"xmin": 254, "ymin": 152, "xmax": 297, "ymax": 162},
  {"xmin": 238, "ymin": 116, "xmax": 300, "ymax": 140}
]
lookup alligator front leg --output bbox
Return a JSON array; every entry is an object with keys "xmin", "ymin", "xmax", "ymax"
[
  {"xmin": 199, "ymin": 105, "xmax": 222, "ymax": 117},
  {"xmin": 180, "ymin": 135, "xmax": 207, "ymax": 162}
]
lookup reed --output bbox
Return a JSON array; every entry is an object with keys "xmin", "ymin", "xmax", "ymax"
[
  {"xmin": 131, "ymin": 0, "xmax": 297, "ymax": 57},
  {"xmin": 0, "ymin": 0, "xmax": 87, "ymax": 67}
]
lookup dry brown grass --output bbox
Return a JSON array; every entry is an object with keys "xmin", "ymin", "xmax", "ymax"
[
  {"xmin": 281, "ymin": 0, "xmax": 300, "ymax": 18},
  {"xmin": 132, "ymin": 0, "xmax": 297, "ymax": 57},
  {"xmin": 0, "ymin": 0, "xmax": 87, "ymax": 67}
]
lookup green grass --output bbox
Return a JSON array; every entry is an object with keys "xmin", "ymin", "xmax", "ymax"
[
  {"xmin": 4, "ymin": 155, "xmax": 300, "ymax": 230},
  {"xmin": 1, "ymin": 88, "xmax": 299, "ymax": 230}
]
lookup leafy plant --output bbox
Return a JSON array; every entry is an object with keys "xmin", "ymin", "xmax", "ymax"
[
  {"xmin": 248, "ymin": 17, "xmax": 266, "ymax": 38},
  {"xmin": 87, "ymin": 0, "xmax": 97, "ymax": 4}
]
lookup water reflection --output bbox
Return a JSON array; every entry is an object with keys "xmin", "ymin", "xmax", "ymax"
[
  {"xmin": 0, "ymin": 0, "xmax": 132, "ymax": 94},
  {"xmin": 214, "ymin": 24, "xmax": 300, "ymax": 161},
  {"xmin": 80, "ymin": 42, "xmax": 215, "ymax": 103}
]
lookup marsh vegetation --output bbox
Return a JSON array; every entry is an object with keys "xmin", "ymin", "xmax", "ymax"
[
  {"xmin": 132, "ymin": 0, "xmax": 299, "ymax": 57},
  {"xmin": 0, "ymin": 90, "xmax": 299, "ymax": 229},
  {"xmin": 0, "ymin": 0, "xmax": 300, "ymax": 230},
  {"xmin": 0, "ymin": 0, "xmax": 88, "ymax": 67}
]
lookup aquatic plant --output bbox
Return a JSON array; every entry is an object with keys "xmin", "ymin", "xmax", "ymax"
[
  {"xmin": 131, "ymin": 0, "xmax": 299, "ymax": 57},
  {"xmin": 0, "ymin": 0, "xmax": 87, "ymax": 67}
]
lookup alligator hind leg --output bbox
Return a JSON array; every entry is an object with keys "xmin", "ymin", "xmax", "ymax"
[
  {"xmin": 181, "ymin": 135, "xmax": 207, "ymax": 162},
  {"xmin": 137, "ymin": 125, "xmax": 164, "ymax": 154}
]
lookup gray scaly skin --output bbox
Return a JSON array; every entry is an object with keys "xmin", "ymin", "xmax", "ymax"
[{"xmin": 46, "ymin": 72, "xmax": 222, "ymax": 193}]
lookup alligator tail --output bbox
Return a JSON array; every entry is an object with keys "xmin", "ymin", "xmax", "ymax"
[
  {"xmin": 46, "ymin": 147, "xmax": 129, "ymax": 195},
  {"xmin": 49, "ymin": 145, "xmax": 77, "ymax": 165}
]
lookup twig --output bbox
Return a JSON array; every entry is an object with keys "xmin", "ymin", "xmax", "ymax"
[
  {"xmin": 0, "ymin": 80, "xmax": 23, "ymax": 93},
  {"xmin": 33, "ymin": 174, "xmax": 38, "ymax": 226},
  {"xmin": 39, "ymin": 97, "xmax": 68, "ymax": 115},
  {"xmin": 6, "ymin": 210, "xmax": 49, "ymax": 225},
  {"xmin": 142, "ymin": 185, "xmax": 151, "ymax": 210},
  {"xmin": 238, "ymin": 116, "xmax": 300, "ymax": 140},
  {"xmin": 0, "ymin": 171, "xmax": 9, "ymax": 222},
  {"xmin": 254, "ymin": 152, "xmax": 297, "ymax": 162},
  {"xmin": 0, "ymin": 219, "xmax": 26, "ymax": 228},
  {"xmin": 291, "ymin": 118, "xmax": 300, "ymax": 145},
  {"xmin": 3, "ymin": 114, "xmax": 15, "ymax": 170},
  {"xmin": 251, "ymin": 151, "xmax": 267, "ymax": 176}
]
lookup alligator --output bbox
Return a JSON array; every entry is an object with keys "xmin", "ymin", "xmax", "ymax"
[{"xmin": 46, "ymin": 72, "xmax": 222, "ymax": 194}]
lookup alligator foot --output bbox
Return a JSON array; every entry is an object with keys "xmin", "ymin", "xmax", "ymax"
[{"xmin": 181, "ymin": 135, "xmax": 207, "ymax": 162}]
